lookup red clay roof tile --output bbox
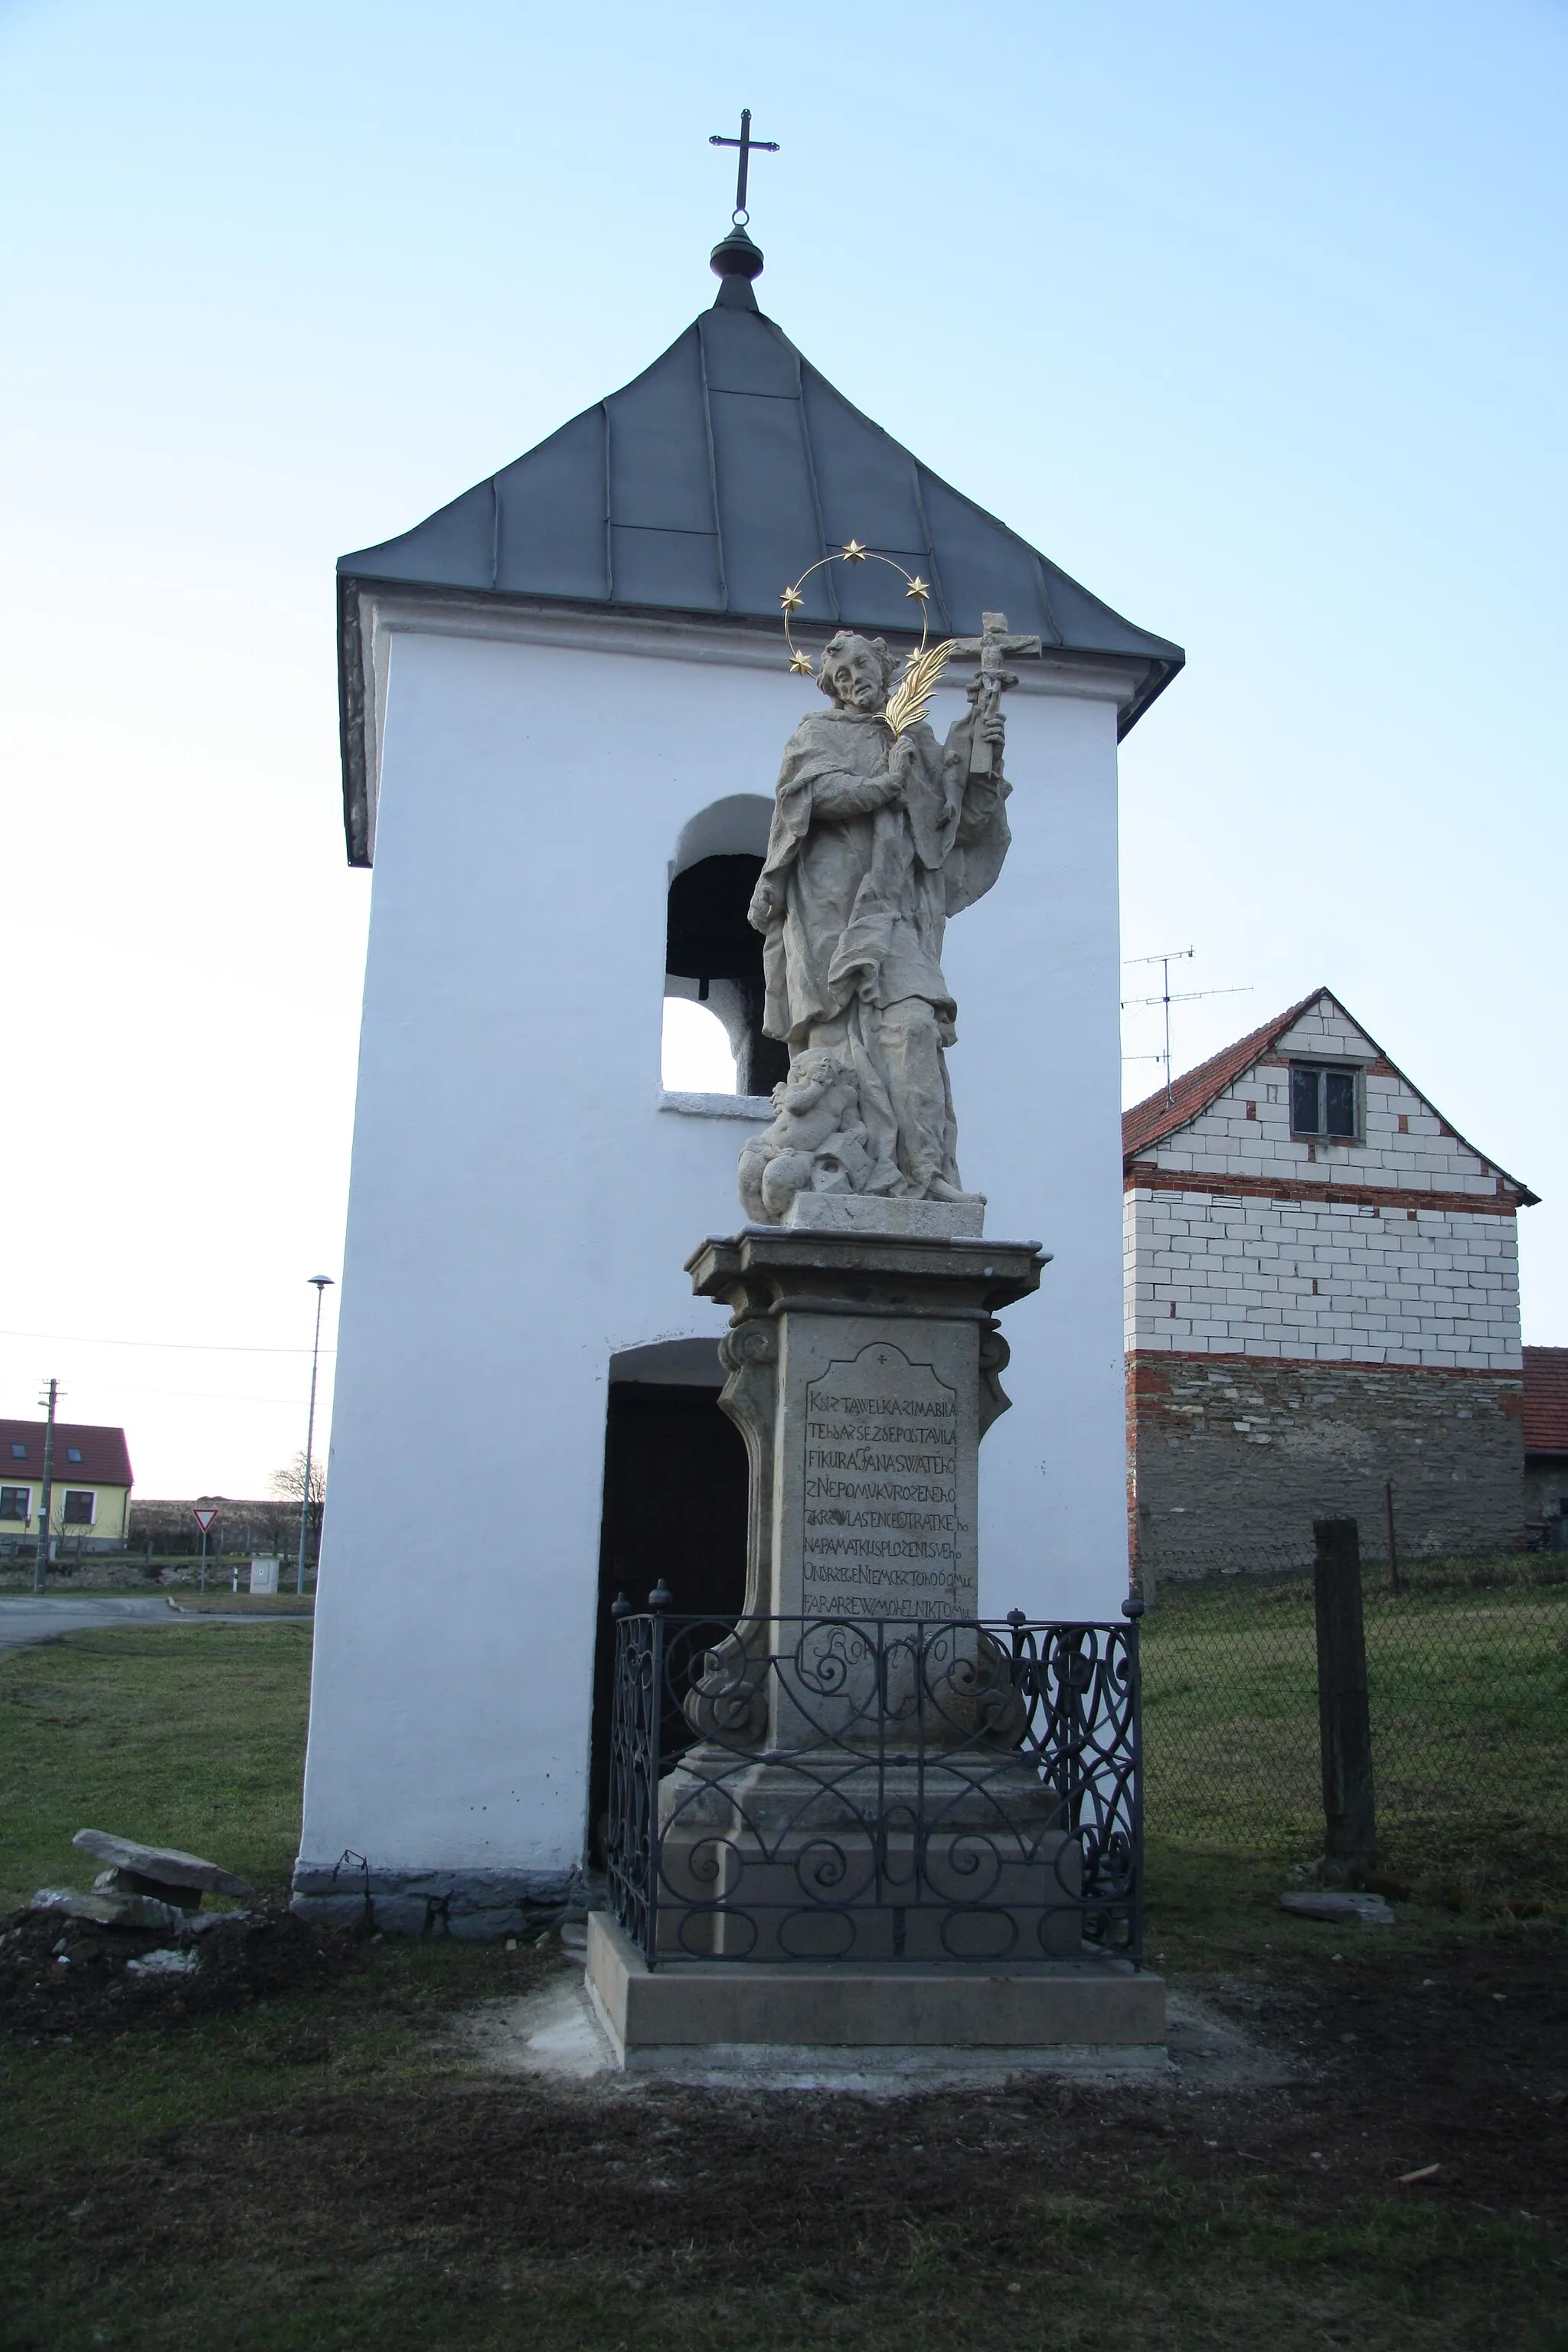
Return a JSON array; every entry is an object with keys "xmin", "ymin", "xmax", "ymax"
[
  {"xmin": 1523, "ymin": 1348, "xmax": 1568, "ymax": 1455},
  {"xmin": 0, "ymin": 1420, "xmax": 132, "ymax": 1486},
  {"xmin": 1122, "ymin": 991, "xmax": 1324, "ymax": 1161}
]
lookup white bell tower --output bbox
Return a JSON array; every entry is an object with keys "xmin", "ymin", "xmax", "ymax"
[{"xmin": 295, "ymin": 221, "xmax": 1183, "ymax": 1934}]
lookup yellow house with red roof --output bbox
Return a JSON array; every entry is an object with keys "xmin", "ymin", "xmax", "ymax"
[{"xmin": 0, "ymin": 1419, "xmax": 133, "ymax": 1555}]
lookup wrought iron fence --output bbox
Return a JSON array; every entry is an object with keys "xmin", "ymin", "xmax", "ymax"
[
  {"xmin": 606, "ymin": 1608, "xmax": 1142, "ymax": 1968},
  {"xmin": 1137, "ymin": 1550, "xmax": 1568, "ymax": 1892}
]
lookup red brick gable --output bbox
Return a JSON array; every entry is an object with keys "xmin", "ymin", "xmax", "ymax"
[
  {"xmin": 1122, "ymin": 991, "xmax": 1322, "ymax": 1160},
  {"xmin": 1522, "ymin": 1348, "xmax": 1568, "ymax": 1455},
  {"xmin": 0, "ymin": 1419, "xmax": 133, "ymax": 1486},
  {"xmin": 1122, "ymin": 986, "xmax": 1539, "ymax": 1205}
]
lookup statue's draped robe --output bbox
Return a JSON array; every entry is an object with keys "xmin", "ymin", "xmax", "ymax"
[{"xmin": 753, "ymin": 705, "xmax": 1011, "ymax": 1195}]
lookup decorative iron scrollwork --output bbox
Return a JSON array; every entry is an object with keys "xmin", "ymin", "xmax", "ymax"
[{"xmin": 606, "ymin": 1609, "xmax": 1142, "ymax": 1970}]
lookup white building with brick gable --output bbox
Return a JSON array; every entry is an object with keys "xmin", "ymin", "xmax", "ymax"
[{"xmin": 1122, "ymin": 988, "xmax": 1537, "ymax": 1570}]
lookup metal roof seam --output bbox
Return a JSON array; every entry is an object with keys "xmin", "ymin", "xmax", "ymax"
[
  {"xmin": 907, "ymin": 460, "xmax": 949, "ymax": 638},
  {"xmin": 794, "ymin": 369, "xmax": 839, "ymax": 629},
  {"xmin": 695, "ymin": 316, "xmax": 728, "ymax": 612},
  {"xmin": 615, "ymin": 522, "xmax": 721, "ymax": 538},
  {"xmin": 601, "ymin": 400, "xmax": 614, "ymax": 604},
  {"xmin": 1029, "ymin": 546, "xmax": 1066, "ymax": 649}
]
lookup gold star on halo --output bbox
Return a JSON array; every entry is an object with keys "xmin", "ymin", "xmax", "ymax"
[
  {"xmin": 779, "ymin": 583, "xmax": 805, "ymax": 612},
  {"xmin": 789, "ymin": 649, "xmax": 814, "ymax": 675},
  {"xmin": 905, "ymin": 575, "xmax": 929, "ymax": 603},
  {"xmin": 841, "ymin": 539, "xmax": 867, "ymax": 564}
]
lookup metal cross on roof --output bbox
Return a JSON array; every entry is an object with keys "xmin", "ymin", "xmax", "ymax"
[{"xmin": 709, "ymin": 108, "xmax": 779, "ymax": 224}]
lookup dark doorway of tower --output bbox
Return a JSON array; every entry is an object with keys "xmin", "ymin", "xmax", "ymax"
[{"xmin": 587, "ymin": 1339, "xmax": 749, "ymax": 1864}]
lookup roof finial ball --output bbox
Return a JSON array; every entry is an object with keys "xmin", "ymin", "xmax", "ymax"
[{"xmin": 709, "ymin": 108, "xmax": 778, "ymax": 309}]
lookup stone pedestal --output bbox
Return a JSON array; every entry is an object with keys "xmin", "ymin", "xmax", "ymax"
[
  {"xmin": 685, "ymin": 1221, "xmax": 1048, "ymax": 1633},
  {"xmin": 597, "ymin": 1218, "xmax": 1154, "ymax": 2052},
  {"xmin": 652, "ymin": 1749, "xmax": 1083, "ymax": 1962},
  {"xmin": 651, "ymin": 1223, "xmax": 1076, "ymax": 1968}
]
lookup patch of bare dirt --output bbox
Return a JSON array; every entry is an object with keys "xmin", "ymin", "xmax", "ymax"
[
  {"xmin": 0, "ymin": 1900, "xmax": 363, "ymax": 2043},
  {"xmin": 9, "ymin": 1929, "xmax": 1566, "ymax": 2252}
]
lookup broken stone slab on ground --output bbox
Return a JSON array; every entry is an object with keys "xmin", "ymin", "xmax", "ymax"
[
  {"xmin": 185, "ymin": 1909, "xmax": 253, "ymax": 1938},
  {"xmin": 73, "ymin": 1828, "xmax": 253, "ymax": 1909},
  {"xmin": 31, "ymin": 1886, "xmax": 190, "ymax": 1932},
  {"xmin": 125, "ymin": 1947, "xmax": 199, "ymax": 1978},
  {"xmin": 1279, "ymin": 1890, "xmax": 1395, "ymax": 1925}
]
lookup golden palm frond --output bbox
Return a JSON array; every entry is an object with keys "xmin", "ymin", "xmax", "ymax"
[{"xmin": 882, "ymin": 640, "xmax": 950, "ymax": 738}]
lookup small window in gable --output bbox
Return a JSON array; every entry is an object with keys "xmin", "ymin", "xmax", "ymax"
[
  {"xmin": 9, "ymin": 1442, "xmax": 25, "ymax": 1460},
  {"xmin": 66, "ymin": 1447, "xmax": 83, "ymax": 1464},
  {"xmin": 1291, "ymin": 1063, "xmax": 1361, "ymax": 1142}
]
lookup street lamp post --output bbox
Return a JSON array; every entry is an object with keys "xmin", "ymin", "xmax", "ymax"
[{"xmin": 296, "ymin": 1277, "xmax": 334, "ymax": 1596}]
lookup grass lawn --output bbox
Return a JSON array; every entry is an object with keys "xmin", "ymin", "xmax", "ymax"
[
  {"xmin": 1142, "ymin": 1563, "xmax": 1568, "ymax": 1894},
  {"xmin": 0, "ymin": 1624, "xmax": 312, "ymax": 1910},
  {"xmin": 2, "ymin": 1623, "xmax": 1564, "ymax": 2352},
  {"xmin": 168, "ymin": 1591, "xmax": 315, "ymax": 1615}
]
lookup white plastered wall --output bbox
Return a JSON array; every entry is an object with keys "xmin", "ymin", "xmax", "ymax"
[{"xmin": 299, "ymin": 616, "xmax": 1132, "ymax": 1886}]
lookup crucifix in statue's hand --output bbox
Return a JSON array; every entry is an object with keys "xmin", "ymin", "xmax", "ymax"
[{"xmin": 946, "ymin": 611, "xmax": 1041, "ymax": 779}]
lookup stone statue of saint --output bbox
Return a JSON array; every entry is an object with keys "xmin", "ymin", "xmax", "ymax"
[{"xmin": 745, "ymin": 629, "xmax": 1011, "ymax": 1208}]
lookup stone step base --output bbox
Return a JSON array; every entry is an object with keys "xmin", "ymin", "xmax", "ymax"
[{"xmin": 585, "ymin": 1913, "xmax": 1165, "ymax": 2069}]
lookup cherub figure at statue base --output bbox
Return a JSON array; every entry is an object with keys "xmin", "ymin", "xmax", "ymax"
[{"xmin": 737, "ymin": 1047, "xmax": 880, "ymax": 1225}]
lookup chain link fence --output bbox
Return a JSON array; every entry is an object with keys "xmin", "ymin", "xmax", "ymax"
[{"xmin": 1137, "ymin": 1544, "xmax": 1568, "ymax": 1896}]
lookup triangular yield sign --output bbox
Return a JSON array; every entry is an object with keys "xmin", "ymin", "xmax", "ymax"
[{"xmin": 191, "ymin": 1506, "xmax": 219, "ymax": 1533}]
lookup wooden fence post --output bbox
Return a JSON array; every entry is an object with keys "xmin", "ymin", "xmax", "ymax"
[{"xmin": 1312, "ymin": 1516, "xmax": 1378, "ymax": 1879}]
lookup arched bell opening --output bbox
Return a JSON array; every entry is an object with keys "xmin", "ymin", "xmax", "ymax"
[{"xmin": 662, "ymin": 797, "xmax": 790, "ymax": 1099}]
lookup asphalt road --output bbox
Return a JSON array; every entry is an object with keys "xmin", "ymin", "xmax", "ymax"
[{"xmin": 0, "ymin": 1596, "xmax": 308, "ymax": 1651}]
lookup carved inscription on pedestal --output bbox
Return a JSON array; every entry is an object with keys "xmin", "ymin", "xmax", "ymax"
[{"xmin": 801, "ymin": 1342, "xmax": 966, "ymax": 1619}]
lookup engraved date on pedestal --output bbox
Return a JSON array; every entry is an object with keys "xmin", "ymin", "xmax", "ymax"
[{"xmin": 801, "ymin": 1343, "xmax": 967, "ymax": 1619}]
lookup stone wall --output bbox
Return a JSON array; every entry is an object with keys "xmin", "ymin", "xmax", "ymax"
[{"xmin": 1129, "ymin": 1352, "xmax": 1527, "ymax": 1570}]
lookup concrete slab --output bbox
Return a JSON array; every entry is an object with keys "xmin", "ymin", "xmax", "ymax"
[
  {"xmin": 462, "ymin": 1971, "xmax": 1285, "ymax": 2099},
  {"xmin": 585, "ymin": 1911, "xmax": 1165, "ymax": 2073}
]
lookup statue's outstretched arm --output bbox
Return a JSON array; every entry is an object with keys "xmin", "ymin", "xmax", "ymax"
[{"xmin": 811, "ymin": 766, "xmax": 900, "ymax": 819}]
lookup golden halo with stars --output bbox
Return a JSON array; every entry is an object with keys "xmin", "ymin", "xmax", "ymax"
[{"xmin": 777, "ymin": 544, "xmax": 944, "ymax": 736}]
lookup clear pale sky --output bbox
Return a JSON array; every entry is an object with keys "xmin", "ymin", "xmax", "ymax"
[{"xmin": 2, "ymin": 0, "xmax": 1563, "ymax": 1498}]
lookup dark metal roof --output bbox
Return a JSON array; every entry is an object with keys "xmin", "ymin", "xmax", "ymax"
[{"xmin": 337, "ymin": 279, "xmax": 1184, "ymax": 864}]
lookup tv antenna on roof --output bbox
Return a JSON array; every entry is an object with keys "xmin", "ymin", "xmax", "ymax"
[{"xmin": 1122, "ymin": 947, "xmax": 1253, "ymax": 1107}]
